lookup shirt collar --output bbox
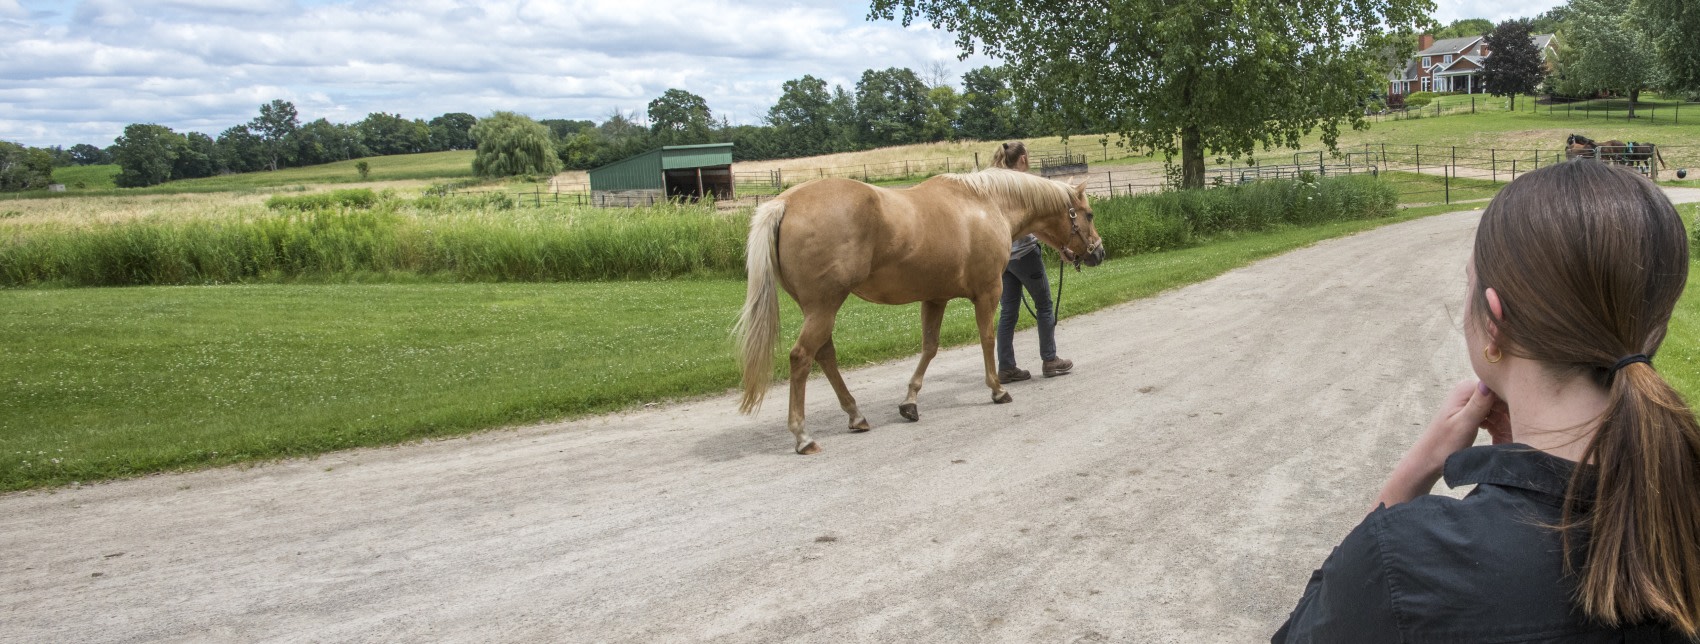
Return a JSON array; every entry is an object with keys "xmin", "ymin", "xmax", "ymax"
[{"xmin": 1443, "ymin": 443, "xmax": 1593, "ymax": 503}]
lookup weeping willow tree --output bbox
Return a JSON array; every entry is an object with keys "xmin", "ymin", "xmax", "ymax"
[{"xmin": 470, "ymin": 111, "xmax": 561, "ymax": 177}]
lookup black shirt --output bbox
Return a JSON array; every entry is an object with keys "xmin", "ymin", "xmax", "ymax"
[{"xmin": 1274, "ymin": 444, "xmax": 1693, "ymax": 643}]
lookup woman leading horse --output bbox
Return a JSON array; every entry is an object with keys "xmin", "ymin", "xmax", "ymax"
[{"xmin": 735, "ymin": 169, "xmax": 1106, "ymax": 454}]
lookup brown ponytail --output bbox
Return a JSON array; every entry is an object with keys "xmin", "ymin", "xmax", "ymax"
[
  {"xmin": 1571, "ymin": 363, "xmax": 1700, "ymax": 632},
  {"xmin": 991, "ymin": 141, "xmax": 1027, "ymax": 169},
  {"xmin": 1472, "ymin": 160, "xmax": 1700, "ymax": 634}
]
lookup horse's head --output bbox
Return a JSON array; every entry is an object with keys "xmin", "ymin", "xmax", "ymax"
[{"xmin": 1038, "ymin": 179, "xmax": 1105, "ymax": 269}]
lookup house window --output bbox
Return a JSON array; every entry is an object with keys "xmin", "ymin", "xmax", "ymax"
[
  {"xmin": 1422, "ymin": 56, "xmax": 1431, "ymax": 68},
  {"xmin": 1444, "ymin": 54, "xmax": 1452, "ymax": 64},
  {"xmin": 1422, "ymin": 78, "xmax": 1431, "ymax": 92}
]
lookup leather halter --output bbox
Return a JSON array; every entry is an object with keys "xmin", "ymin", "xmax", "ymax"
[{"xmin": 1058, "ymin": 204, "xmax": 1100, "ymax": 271}]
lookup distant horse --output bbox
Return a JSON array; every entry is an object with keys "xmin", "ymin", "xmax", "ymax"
[
  {"xmin": 734, "ymin": 170, "xmax": 1106, "ymax": 455},
  {"xmin": 1566, "ymin": 134, "xmax": 1597, "ymax": 159}
]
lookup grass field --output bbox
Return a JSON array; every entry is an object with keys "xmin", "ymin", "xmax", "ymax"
[
  {"xmin": 10, "ymin": 151, "xmax": 481, "ymax": 200},
  {"xmin": 1, "ymin": 205, "xmax": 1453, "ymax": 491}
]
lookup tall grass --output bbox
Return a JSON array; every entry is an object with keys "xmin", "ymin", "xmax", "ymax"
[
  {"xmin": 1093, "ymin": 174, "xmax": 1398, "ymax": 256},
  {"xmin": 1, "ymin": 175, "xmax": 1396, "ymax": 288}
]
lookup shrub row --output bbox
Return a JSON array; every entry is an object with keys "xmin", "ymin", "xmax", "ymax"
[
  {"xmin": 1, "ymin": 175, "xmax": 1396, "ymax": 287},
  {"xmin": 1092, "ymin": 174, "xmax": 1398, "ymax": 257},
  {"xmin": 264, "ymin": 188, "xmax": 379, "ymax": 211}
]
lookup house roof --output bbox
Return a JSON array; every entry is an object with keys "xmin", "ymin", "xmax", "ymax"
[
  {"xmin": 1418, "ymin": 36, "xmax": 1481, "ymax": 56},
  {"xmin": 1532, "ymin": 33, "xmax": 1555, "ymax": 50}
]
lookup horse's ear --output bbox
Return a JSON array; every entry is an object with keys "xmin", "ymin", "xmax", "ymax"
[{"xmin": 1069, "ymin": 178, "xmax": 1088, "ymax": 198}]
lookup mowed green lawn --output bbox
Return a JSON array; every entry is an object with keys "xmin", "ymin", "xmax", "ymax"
[{"xmin": 2, "ymin": 207, "xmax": 1465, "ymax": 491}]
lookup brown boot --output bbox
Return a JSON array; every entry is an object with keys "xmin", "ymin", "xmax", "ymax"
[
  {"xmin": 1042, "ymin": 358, "xmax": 1073, "ymax": 377},
  {"xmin": 998, "ymin": 367, "xmax": 1031, "ymax": 384}
]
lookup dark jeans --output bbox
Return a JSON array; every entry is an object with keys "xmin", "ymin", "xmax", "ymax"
[{"xmin": 997, "ymin": 250, "xmax": 1056, "ymax": 371}]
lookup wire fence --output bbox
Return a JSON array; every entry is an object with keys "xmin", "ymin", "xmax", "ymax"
[
  {"xmin": 437, "ymin": 140, "xmax": 1699, "ymax": 210},
  {"xmin": 1370, "ymin": 95, "xmax": 1700, "ymax": 125}
]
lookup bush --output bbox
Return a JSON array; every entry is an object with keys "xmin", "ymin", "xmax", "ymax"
[
  {"xmin": 265, "ymin": 188, "xmax": 379, "ymax": 211},
  {"xmin": 1386, "ymin": 94, "xmax": 1407, "ymax": 110},
  {"xmin": 1404, "ymin": 95, "xmax": 1434, "ymax": 110},
  {"xmin": 1091, "ymin": 175, "xmax": 1398, "ymax": 256}
]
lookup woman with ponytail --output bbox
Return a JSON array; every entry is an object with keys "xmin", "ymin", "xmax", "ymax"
[
  {"xmin": 1275, "ymin": 160, "xmax": 1700, "ymax": 642},
  {"xmin": 991, "ymin": 141, "xmax": 1072, "ymax": 382}
]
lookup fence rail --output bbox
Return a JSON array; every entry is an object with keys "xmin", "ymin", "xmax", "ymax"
[
  {"xmin": 437, "ymin": 141, "xmax": 1699, "ymax": 209},
  {"xmin": 1371, "ymin": 95, "xmax": 1699, "ymax": 125}
]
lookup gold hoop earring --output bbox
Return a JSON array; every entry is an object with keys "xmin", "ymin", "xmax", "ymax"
[{"xmin": 1484, "ymin": 346, "xmax": 1502, "ymax": 364}]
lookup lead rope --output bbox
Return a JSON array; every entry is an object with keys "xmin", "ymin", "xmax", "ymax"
[{"xmin": 1017, "ymin": 246, "xmax": 1066, "ymax": 324}]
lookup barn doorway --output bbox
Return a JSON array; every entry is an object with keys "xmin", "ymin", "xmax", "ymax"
[{"xmin": 664, "ymin": 165, "xmax": 734, "ymax": 202}]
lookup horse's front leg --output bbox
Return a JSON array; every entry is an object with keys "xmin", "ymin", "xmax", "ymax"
[
  {"xmin": 899, "ymin": 300, "xmax": 948, "ymax": 421},
  {"xmin": 973, "ymin": 294, "xmax": 1013, "ymax": 404}
]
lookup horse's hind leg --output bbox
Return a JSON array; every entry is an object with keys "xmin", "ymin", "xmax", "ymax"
[
  {"xmin": 787, "ymin": 302, "xmax": 843, "ymax": 455},
  {"xmin": 816, "ymin": 340, "xmax": 870, "ymax": 432},
  {"xmin": 899, "ymin": 300, "xmax": 948, "ymax": 421}
]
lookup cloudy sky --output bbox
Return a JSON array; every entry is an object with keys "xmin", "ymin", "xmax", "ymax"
[{"xmin": 1, "ymin": 0, "xmax": 1565, "ymax": 148}]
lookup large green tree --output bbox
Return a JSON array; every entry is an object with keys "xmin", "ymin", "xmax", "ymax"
[
  {"xmin": 250, "ymin": 99, "xmax": 299, "ymax": 171},
  {"xmin": 1566, "ymin": 0, "xmax": 1663, "ymax": 117},
  {"xmin": 647, "ymin": 89, "xmax": 714, "ymax": 145},
  {"xmin": 768, "ymin": 75, "xmax": 836, "ymax": 157},
  {"xmin": 869, "ymin": 0, "xmax": 1432, "ymax": 188},
  {"xmin": 0, "ymin": 141, "xmax": 54, "ymax": 191},
  {"xmin": 358, "ymin": 112, "xmax": 431, "ymax": 156},
  {"xmin": 1481, "ymin": 20, "xmax": 1546, "ymax": 110},
  {"xmin": 112, "ymin": 123, "xmax": 183, "ymax": 188},
  {"xmin": 470, "ymin": 111, "xmax": 561, "ymax": 177},
  {"xmin": 959, "ymin": 66, "xmax": 1015, "ymax": 141},
  {"xmin": 428, "ymin": 112, "xmax": 479, "ymax": 151},
  {"xmin": 215, "ymin": 125, "xmax": 267, "ymax": 174},
  {"xmin": 1635, "ymin": 0, "xmax": 1700, "ymax": 93},
  {"xmin": 854, "ymin": 67, "xmax": 929, "ymax": 147}
]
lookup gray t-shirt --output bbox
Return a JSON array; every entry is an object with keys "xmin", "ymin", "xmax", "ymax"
[{"xmin": 1010, "ymin": 234, "xmax": 1040, "ymax": 261}]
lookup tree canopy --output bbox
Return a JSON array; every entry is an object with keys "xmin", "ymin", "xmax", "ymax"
[
  {"xmin": 648, "ymin": 89, "xmax": 714, "ymax": 145},
  {"xmin": 869, "ymin": 0, "xmax": 1432, "ymax": 188},
  {"xmin": 470, "ymin": 111, "xmax": 560, "ymax": 177},
  {"xmin": 1432, "ymin": 18, "xmax": 1495, "ymax": 39},
  {"xmin": 1566, "ymin": 0, "xmax": 1663, "ymax": 116},
  {"xmin": 1481, "ymin": 20, "xmax": 1546, "ymax": 109},
  {"xmin": 1635, "ymin": 0, "xmax": 1700, "ymax": 93},
  {"xmin": 0, "ymin": 141, "xmax": 54, "ymax": 191}
]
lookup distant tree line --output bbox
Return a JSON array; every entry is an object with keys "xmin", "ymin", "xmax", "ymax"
[
  {"xmin": 79, "ymin": 100, "xmax": 478, "ymax": 187},
  {"xmin": 549, "ymin": 65, "xmax": 1073, "ymax": 170},
  {"xmin": 34, "ymin": 63, "xmax": 1094, "ymax": 189}
]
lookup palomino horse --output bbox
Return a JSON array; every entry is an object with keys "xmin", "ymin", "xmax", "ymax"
[{"xmin": 734, "ymin": 169, "xmax": 1106, "ymax": 454}]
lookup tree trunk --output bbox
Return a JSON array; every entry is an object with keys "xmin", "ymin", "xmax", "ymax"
[
  {"xmin": 1628, "ymin": 89, "xmax": 1639, "ymax": 119},
  {"xmin": 1181, "ymin": 125, "xmax": 1205, "ymax": 189}
]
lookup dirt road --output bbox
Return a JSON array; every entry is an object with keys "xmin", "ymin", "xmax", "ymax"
[{"xmin": 5, "ymin": 192, "xmax": 1696, "ymax": 643}]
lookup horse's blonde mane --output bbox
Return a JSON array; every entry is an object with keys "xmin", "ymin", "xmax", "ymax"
[{"xmin": 942, "ymin": 168, "xmax": 1074, "ymax": 215}]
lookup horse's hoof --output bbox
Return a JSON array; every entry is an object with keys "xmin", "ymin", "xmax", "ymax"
[
  {"xmin": 899, "ymin": 403, "xmax": 919, "ymax": 422},
  {"xmin": 993, "ymin": 391, "xmax": 1013, "ymax": 404},
  {"xmin": 797, "ymin": 441, "xmax": 822, "ymax": 455},
  {"xmin": 849, "ymin": 418, "xmax": 871, "ymax": 433}
]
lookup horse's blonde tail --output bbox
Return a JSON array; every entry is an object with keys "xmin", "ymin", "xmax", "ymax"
[{"xmin": 735, "ymin": 199, "xmax": 785, "ymax": 414}]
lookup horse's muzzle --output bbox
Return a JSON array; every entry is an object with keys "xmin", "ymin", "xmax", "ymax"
[{"xmin": 1083, "ymin": 244, "xmax": 1105, "ymax": 267}]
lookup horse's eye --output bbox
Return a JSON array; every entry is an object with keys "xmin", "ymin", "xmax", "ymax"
[{"xmin": 1086, "ymin": 212, "xmax": 1094, "ymax": 222}]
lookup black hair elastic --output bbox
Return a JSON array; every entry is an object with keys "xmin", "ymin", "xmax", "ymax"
[{"xmin": 1607, "ymin": 354, "xmax": 1652, "ymax": 385}]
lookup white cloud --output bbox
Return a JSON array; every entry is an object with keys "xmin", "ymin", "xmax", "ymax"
[
  {"xmin": 0, "ymin": 0, "xmax": 995, "ymax": 147},
  {"xmin": 3, "ymin": 0, "xmax": 1569, "ymax": 148}
]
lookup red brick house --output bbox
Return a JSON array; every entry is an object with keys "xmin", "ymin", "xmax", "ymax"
[{"xmin": 1388, "ymin": 32, "xmax": 1556, "ymax": 97}]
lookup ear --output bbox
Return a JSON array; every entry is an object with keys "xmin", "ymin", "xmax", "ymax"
[
  {"xmin": 1069, "ymin": 178, "xmax": 1088, "ymax": 197},
  {"xmin": 1483, "ymin": 287, "xmax": 1505, "ymax": 340}
]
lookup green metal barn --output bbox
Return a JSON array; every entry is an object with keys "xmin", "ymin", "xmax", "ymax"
[{"xmin": 587, "ymin": 143, "xmax": 735, "ymax": 205}]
